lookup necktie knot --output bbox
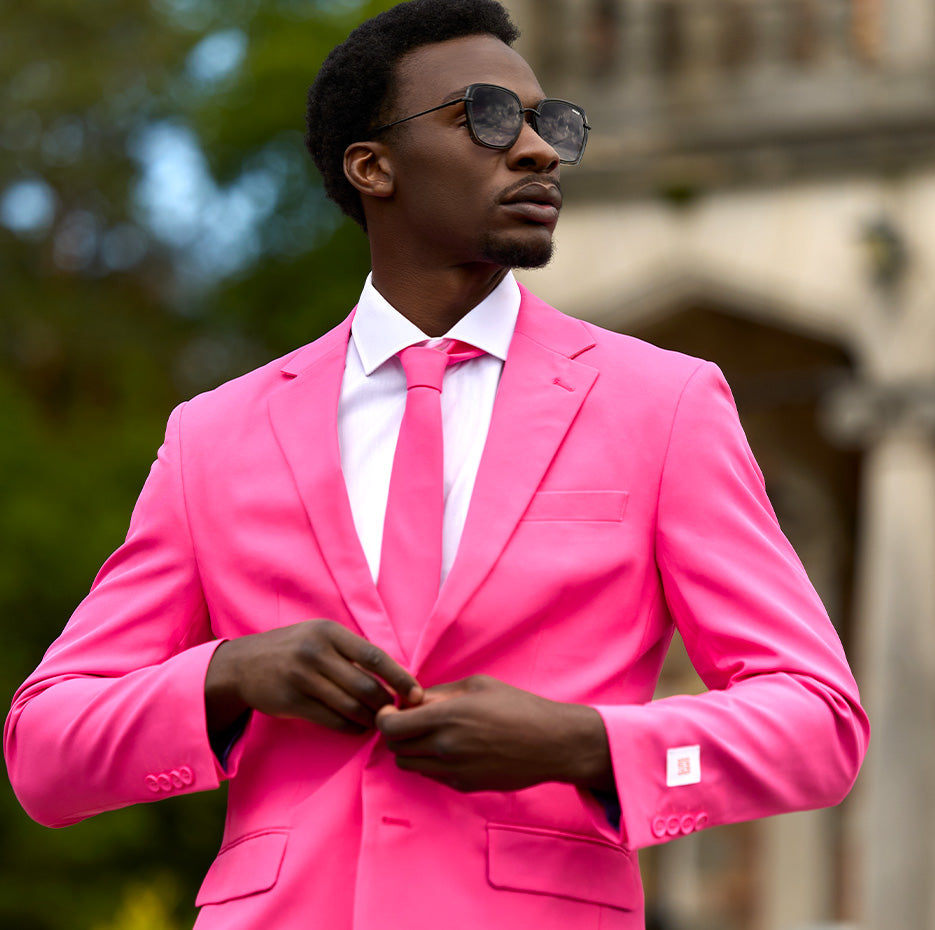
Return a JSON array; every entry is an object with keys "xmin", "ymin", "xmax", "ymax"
[
  {"xmin": 398, "ymin": 340, "xmax": 484, "ymax": 392},
  {"xmin": 399, "ymin": 344, "xmax": 448, "ymax": 392}
]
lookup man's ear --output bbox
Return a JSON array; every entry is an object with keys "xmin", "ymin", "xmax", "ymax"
[{"xmin": 343, "ymin": 142, "xmax": 394, "ymax": 200}]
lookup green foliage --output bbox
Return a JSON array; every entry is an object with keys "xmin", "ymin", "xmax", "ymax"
[
  {"xmin": 91, "ymin": 874, "xmax": 184, "ymax": 930},
  {"xmin": 0, "ymin": 1, "xmax": 390, "ymax": 926}
]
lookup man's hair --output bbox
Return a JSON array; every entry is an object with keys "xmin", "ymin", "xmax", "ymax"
[{"xmin": 305, "ymin": 0, "xmax": 520, "ymax": 229}]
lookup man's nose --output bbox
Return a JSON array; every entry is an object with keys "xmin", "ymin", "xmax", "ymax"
[{"xmin": 507, "ymin": 118, "xmax": 560, "ymax": 172}]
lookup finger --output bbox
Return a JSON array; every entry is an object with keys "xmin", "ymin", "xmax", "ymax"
[
  {"xmin": 301, "ymin": 704, "xmax": 369, "ymax": 736},
  {"xmin": 375, "ymin": 704, "xmax": 399, "ymax": 724},
  {"xmin": 392, "ymin": 755, "xmax": 472, "ymax": 791},
  {"xmin": 285, "ymin": 684, "xmax": 370, "ymax": 734},
  {"xmin": 333, "ymin": 629, "xmax": 423, "ymax": 704},
  {"xmin": 375, "ymin": 701, "xmax": 442, "ymax": 740},
  {"xmin": 416, "ymin": 682, "xmax": 469, "ymax": 706},
  {"xmin": 384, "ymin": 735, "xmax": 441, "ymax": 757},
  {"xmin": 291, "ymin": 672, "xmax": 382, "ymax": 730},
  {"xmin": 317, "ymin": 654, "xmax": 397, "ymax": 714}
]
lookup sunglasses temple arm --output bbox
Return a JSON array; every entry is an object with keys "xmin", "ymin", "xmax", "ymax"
[{"xmin": 372, "ymin": 97, "xmax": 466, "ymax": 134}]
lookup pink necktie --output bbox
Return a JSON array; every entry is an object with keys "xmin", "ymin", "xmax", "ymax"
[{"xmin": 378, "ymin": 340, "xmax": 483, "ymax": 660}]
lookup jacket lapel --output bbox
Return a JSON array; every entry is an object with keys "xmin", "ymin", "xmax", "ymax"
[
  {"xmin": 267, "ymin": 315, "xmax": 405, "ymax": 659},
  {"xmin": 411, "ymin": 288, "xmax": 598, "ymax": 669}
]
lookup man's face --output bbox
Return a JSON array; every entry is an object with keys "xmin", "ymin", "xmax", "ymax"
[{"xmin": 378, "ymin": 34, "xmax": 563, "ymax": 270}]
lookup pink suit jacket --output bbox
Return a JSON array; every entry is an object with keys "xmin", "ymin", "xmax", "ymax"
[{"xmin": 5, "ymin": 287, "xmax": 868, "ymax": 929}]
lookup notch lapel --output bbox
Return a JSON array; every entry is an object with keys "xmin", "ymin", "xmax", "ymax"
[
  {"xmin": 411, "ymin": 289, "xmax": 598, "ymax": 669},
  {"xmin": 267, "ymin": 315, "xmax": 405, "ymax": 659}
]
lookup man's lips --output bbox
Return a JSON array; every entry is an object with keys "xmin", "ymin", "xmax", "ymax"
[{"xmin": 500, "ymin": 182, "xmax": 563, "ymax": 224}]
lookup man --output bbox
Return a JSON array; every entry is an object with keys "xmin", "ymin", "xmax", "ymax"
[{"xmin": 5, "ymin": 2, "xmax": 868, "ymax": 928}]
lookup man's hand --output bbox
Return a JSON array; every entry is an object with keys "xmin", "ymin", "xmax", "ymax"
[
  {"xmin": 205, "ymin": 620, "xmax": 423, "ymax": 737},
  {"xmin": 375, "ymin": 675, "xmax": 613, "ymax": 793}
]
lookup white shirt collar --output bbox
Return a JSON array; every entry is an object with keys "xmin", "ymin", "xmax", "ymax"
[{"xmin": 351, "ymin": 271, "xmax": 521, "ymax": 376}]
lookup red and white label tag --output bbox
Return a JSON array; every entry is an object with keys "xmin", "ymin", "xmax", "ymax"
[{"xmin": 666, "ymin": 745, "xmax": 701, "ymax": 787}]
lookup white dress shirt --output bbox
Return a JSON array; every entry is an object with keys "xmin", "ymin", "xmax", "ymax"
[{"xmin": 337, "ymin": 271, "xmax": 520, "ymax": 585}]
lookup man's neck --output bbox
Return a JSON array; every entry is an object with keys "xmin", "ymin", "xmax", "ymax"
[{"xmin": 370, "ymin": 262, "xmax": 510, "ymax": 337}]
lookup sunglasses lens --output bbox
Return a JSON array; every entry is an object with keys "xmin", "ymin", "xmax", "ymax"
[
  {"xmin": 466, "ymin": 85, "xmax": 589, "ymax": 164},
  {"xmin": 468, "ymin": 85, "xmax": 523, "ymax": 148},
  {"xmin": 537, "ymin": 100, "xmax": 587, "ymax": 163}
]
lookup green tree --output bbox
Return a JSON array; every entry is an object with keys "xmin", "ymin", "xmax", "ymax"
[{"xmin": 0, "ymin": 2, "xmax": 389, "ymax": 926}]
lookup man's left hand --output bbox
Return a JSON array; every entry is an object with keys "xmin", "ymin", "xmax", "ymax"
[{"xmin": 375, "ymin": 675, "xmax": 614, "ymax": 793}]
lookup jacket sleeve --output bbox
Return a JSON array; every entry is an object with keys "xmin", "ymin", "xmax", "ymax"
[
  {"xmin": 592, "ymin": 362, "xmax": 869, "ymax": 850},
  {"xmin": 4, "ymin": 403, "xmax": 239, "ymax": 828}
]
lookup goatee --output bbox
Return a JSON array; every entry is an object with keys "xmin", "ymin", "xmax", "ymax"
[{"xmin": 480, "ymin": 233, "xmax": 554, "ymax": 270}]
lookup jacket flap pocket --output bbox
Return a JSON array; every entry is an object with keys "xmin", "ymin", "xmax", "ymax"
[
  {"xmin": 195, "ymin": 829, "xmax": 289, "ymax": 906},
  {"xmin": 523, "ymin": 491, "xmax": 628, "ymax": 522},
  {"xmin": 487, "ymin": 823, "xmax": 640, "ymax": 911}
]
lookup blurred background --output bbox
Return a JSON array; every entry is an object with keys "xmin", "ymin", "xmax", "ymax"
[{"xmin": 2, "ymin": 1, "xmax": 933, "ymax": 928}]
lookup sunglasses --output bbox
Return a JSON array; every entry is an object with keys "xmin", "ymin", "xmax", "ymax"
[{"xmin": 371, "ymin": 83, "xmax": 591, "ymax": 166}]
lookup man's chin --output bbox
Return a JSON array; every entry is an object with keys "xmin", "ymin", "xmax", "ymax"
[{"xmin": 480, "ymin": 233, "xmax": 555, "ymax": 270}]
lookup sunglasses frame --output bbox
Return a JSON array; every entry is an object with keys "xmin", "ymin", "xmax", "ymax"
[{"xmin": 370, "ymin": 82, "xmax": 591, "ymax": 166}]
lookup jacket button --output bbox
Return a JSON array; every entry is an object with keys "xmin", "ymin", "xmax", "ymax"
[
  {"xmin": 170, "ymin": 770, "xmax": 184, "ymax": 788},
  {"xmin": 179, "ymin": 766, "xmax": 194, "ymax": 785},
  {"xmin": 680, "ymin": 814, "xmax": 695, "ymax": 834},
  {"xmin": 144, "ymin": 775, "xmax": 160, "ymax": 793},
  {"xmin": 156, "ymin": 773, "xmax": 172, "ymax": 792},
  {"xmin": 695, "ymin": 812, "xmax": 709, "ymax": 830},
  {"xmin": 651, "ymin": 817, "xmax": 667, "ymax": 838},
  {"xmin": 666, "ymin": 816, "xmax": 681, "ymax": 836}
]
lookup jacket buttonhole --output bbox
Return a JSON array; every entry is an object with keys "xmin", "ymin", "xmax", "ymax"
[{"xmin": 381, "ymin": 815, "xmax": 412, "ymax": 828}]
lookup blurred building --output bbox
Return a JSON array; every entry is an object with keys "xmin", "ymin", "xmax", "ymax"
[{"xmin": 505, "ymin": 1, "xmax": 935, "ymax": 928}]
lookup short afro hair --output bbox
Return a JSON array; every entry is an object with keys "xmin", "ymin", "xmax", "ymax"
[{"xmin": 305, "ymin": 0, "xmax": 520, "ymax": 229}]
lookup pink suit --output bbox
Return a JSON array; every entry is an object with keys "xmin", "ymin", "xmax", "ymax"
[{"xmin": 5, "ymin": 287, "xmax": 868, "ymax": 928}]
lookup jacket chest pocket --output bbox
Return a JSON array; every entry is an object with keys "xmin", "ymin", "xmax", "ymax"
[{"xmin": 522, "ymin": 490, "xmax": 629, "ymax": 523}]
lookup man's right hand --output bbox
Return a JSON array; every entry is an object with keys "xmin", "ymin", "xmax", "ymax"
[{"xmin": 204, "ymin": 620, "xmax": 423, "ymax": 737}]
